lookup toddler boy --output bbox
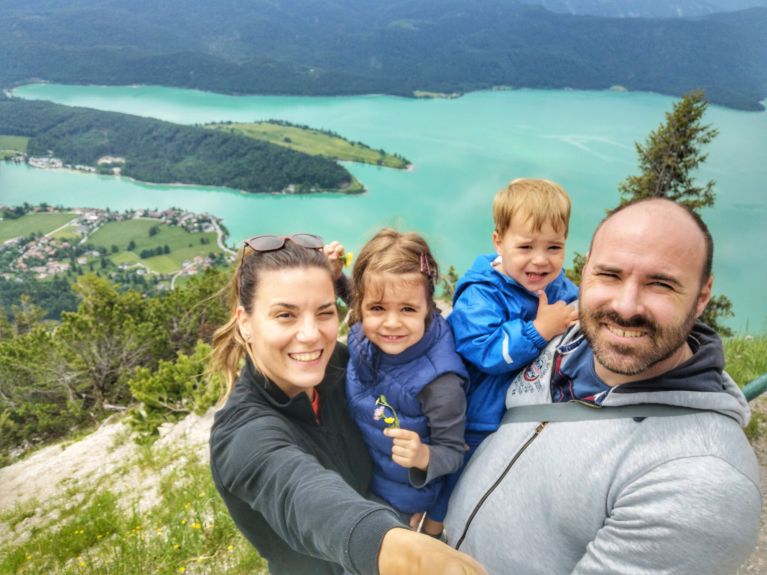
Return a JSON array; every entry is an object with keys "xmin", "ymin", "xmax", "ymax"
[{"xmin": 448, "ymin": 178, "xmax": 579, "ymax": 450}]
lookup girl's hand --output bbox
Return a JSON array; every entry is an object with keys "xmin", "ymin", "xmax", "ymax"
[
  {"xmin": 322, "ymin": 241, "xmax": 346, "ymax": 279},
  {"xmin": 384, "ymin": 428, "xmax": 430, "ymax": 471}
]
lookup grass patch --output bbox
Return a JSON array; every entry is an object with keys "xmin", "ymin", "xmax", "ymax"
[
  {"xmin": 725, "ymin": 335, "xmax": 767, "ymax": 441},
  {"xmin": 0, "ymin": 135, "xmax": 29, "ymax": 154},
  {"xmin": 0, "ymin": 448, "xmax": 266, "ymax": 575},
  {"xmin": 49, "ymin": 224, "xmax": 81, "ymax": 240},
  {"xmin": 0, "ymin": 212, "xmax": 76, "ymax": 243},
  {"xmin": 724, "ymin": 335, "xmax": 767, "ymax": 387},
  {"xmin": 87, "ymin": 219, "xmax": 222, "ymax": 274},
  {"xmin": 208, "ymin": 121, "xmax": 409, "ymax": 169},
  {"xmin": 0, "ymin": 499, "xmax": 40, "ymax": 530}
]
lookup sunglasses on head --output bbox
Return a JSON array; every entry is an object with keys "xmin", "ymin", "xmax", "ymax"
[{"xmin": 240, "ymin": 233, "xmax": 325, "ymax": 267}]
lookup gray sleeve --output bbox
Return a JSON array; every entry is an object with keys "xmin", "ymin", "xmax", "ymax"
[
  {"xmin": 571, "ymin": 456, "xmax": 762, "ymax": 575},
  {"xmin": 409, "ymin": 373, "xmax": 467, "ymax": 488}
]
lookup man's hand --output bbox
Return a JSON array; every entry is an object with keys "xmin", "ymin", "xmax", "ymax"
[
  {"xmin": 322, "ymin": 241, "xmax": 347, "ymax": 280},
  {"xmin": 378, "ymin": 528, "xmax": 489, "ymax": 575},
  {"xmin": 532, "ymin": 290, "xmax": 578, "ymax": 341},
  {"xmin": 384, "ymin": 428, "xmax": 430, "ymax": 471}
]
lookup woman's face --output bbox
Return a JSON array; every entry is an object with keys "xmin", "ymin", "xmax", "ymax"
[{"xmin": 237, "ymin": 266, "xmax": 339, "ymax": 398}]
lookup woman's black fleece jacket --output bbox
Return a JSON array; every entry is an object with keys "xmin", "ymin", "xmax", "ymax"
[{"xmin": 209, "ymin": 344, "xmax": 402, "ymax": 575}]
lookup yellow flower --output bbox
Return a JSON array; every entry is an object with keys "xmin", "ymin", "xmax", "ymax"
[
  {"xmin": 384, "ymin": 417, "xmax": 394, "ymax": 424},
  {"xmin": 341, "ymin": 252, "xmax": 353, "ymax": 268},
  {"xmin": 180, "ymin": 519, "xmax": 187, "ymax": 525},
  {"xmin": 227, "ymin": 545, "xmax": 234, "ymax": 552},
  {"xmin": 178, "ymin": 568, "xmax": 186, "ymax": 574},
  {"xmin": 192, "ymin": 522, "xmax": 201, "ymax": 529}
]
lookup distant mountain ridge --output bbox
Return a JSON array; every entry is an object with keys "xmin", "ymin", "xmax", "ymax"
[
  {"xmin": 519, "ymin": 0, "xmax": 767, "ymax": 18},
  {"xmin": 1, "ymin": 0, "xmax": 766, "ymax": 110}
]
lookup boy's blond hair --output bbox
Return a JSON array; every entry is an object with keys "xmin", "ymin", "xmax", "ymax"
[{"xmin": 493, "ymin": 178, "xmax": 571, "ymax": 238}]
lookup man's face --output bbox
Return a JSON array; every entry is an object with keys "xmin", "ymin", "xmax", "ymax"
[{"xmin": 579, "ymin": 202, "xmax": 712, "ymax": 385}]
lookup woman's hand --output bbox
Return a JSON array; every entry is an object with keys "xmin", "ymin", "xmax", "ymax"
[
  {"xmin": 378, "ymin": 528, "xmax": 488, "ymax": 575},
  {"xmin": 322, "ymin": 241, "xmax": 347, "ymax": 280},
  {"xmin": 384, "ymin": 428, "xmax": 430, "ymax": 471}
]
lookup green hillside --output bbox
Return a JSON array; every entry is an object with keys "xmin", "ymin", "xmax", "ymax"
[
  {"xmin": 207, "ymin": 121, "xmax": 410, "ymax": 169},
  {"xmin": 0, "ymin": 1, "xmax": 764, "ymax": 110}
]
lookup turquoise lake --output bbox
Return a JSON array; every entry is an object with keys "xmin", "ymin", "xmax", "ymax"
[{"xmin": 2, "ymin": 84, "xmax": 766, "ymax": 332}]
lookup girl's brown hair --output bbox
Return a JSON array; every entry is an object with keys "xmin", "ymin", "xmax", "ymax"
[
  {"xmin": 349, "ymin": 228, "xmax": 439, "ymax": 325},
  {"xmin": 210, "ymin": 240, "xmax": 333, "ymax": 402}
]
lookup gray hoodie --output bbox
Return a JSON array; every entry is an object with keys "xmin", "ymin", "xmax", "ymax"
[{"xmin": 445, "ymin": 322, "xmax": 761, "ymax": 574}]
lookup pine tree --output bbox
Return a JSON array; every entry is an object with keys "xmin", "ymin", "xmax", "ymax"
[
  {"xmin": 619, "ymin": 90, "xmax": 733, "ymax": 335},
  {"xmin": 619, "ymin": 90, "xmax": 718, "ymax": 212}
]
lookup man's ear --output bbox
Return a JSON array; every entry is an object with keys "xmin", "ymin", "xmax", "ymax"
[{"xmin": 695, "ymin": 276, "xmax": 714, "ymax": 318}]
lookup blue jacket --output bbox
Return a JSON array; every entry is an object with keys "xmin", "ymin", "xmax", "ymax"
[
  {"xmin": 447, "ymin": 254, "xmax": 578, "ymax": 433},
  {"xmin": 346, "ymin": 313, "xmax": 468, "ymax": 513}
]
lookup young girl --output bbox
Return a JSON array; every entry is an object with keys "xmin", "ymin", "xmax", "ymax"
[{"xmin": 345, "ymin": 228, "xmax": 468, "ymax": 537}]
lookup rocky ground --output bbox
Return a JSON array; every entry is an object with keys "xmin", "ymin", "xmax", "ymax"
[{"xmin": 1, "ymin": 400, "xmax": 766, "ymax": 570}]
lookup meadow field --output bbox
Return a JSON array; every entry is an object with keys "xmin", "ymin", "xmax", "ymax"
[
  {"xmin": 207, "ymin": 121, "xmax": 409, "ymax": 169},
  {"xmin": 0, "ymin": 212, "xmax": 76, "ymax": 243}
]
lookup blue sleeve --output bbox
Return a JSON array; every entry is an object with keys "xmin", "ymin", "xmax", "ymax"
[
  {"xmin": 448, "ymin": 282, "xmax": 547, "ymax": 375},
  {"xmin": 555, "ymin": 275, "xmax": 579, "ymax": 304}
]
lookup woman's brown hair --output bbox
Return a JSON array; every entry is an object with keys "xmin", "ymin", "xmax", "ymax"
[
  {"xmin": 349, "ymin": 228, "xmax": 439, "ymax": 326},
  {"xmin": 210, "ymin": 240, "xmax": 333, "ymax": 402}
]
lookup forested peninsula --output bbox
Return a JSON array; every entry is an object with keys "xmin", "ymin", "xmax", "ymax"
[
  {"xmin": 0, "ymin": 0, "xmax": 765, "ymax": 110},
  {"xmin": 0, "ymin": 96, "xmax": 361, "ymax": 194}
]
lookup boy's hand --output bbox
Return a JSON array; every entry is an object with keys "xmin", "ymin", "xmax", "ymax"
[
  {"xmin": 533, "ymin": 290, "xmax": 578, "ymax": 341},
  {"xmin": 384, "ymin": 428, "xmax": 430, "ymax": 471},
  {"xmin": 322, "ymin": 241, "xmax": 346, "ymax": 280}
]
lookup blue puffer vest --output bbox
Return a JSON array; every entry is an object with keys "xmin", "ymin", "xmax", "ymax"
[{"xmin": 346, "ymin": 313, "xmax": 468, "ymax": 513}]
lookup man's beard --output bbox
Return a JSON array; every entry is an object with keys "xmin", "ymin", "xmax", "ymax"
[{"xmin": 580, "ymin": 305, "xmax": 697, "ymax": 378}]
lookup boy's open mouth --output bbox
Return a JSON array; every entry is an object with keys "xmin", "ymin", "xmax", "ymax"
[{"xmin": 525, "ymin": 272, "xmax": 548, "ymax": 282}]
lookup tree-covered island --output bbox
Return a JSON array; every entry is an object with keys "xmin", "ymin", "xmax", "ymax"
[{"xmin": 0, "ymin": 96, "xmax": 406, "ymax": 194}]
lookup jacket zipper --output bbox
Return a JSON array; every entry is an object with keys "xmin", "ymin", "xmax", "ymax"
[{"xmin": 454, "ymin": 422, "xmax": 547, "ymax": 550}]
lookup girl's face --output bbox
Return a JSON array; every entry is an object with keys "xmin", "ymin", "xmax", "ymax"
[
  {"xmin": 361, "ymin": 272, "xmax": 429, "ymax": 355},
  {"xmin": 237, "ymin": 266, "xmax": 338, "ymax": 398}
]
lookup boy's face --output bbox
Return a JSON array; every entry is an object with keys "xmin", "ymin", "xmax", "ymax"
[{"xmin": 492, "ymin": 212, "xmax": 567, "ymax": 292}]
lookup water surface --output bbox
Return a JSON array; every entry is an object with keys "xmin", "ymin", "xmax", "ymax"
[{"xmin": 4, "ymin": 84, "xmax": 766, "ymax": 331}]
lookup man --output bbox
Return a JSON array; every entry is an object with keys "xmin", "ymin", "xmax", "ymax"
[{"xmin": 445, "ymin": 198, "xmax": 761, "ymax": 574}]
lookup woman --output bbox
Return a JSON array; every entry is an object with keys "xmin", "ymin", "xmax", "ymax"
[{"xmin": 209, "ymin": 233, "xmax": 486, "ymax": 575}]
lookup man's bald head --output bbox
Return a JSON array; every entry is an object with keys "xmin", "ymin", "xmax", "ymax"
[{"xmin": 589, "ymin": 199, "xmax": 713, "ymax": 286}]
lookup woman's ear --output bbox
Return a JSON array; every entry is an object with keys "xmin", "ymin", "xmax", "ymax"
[{"xmin": 236, "ymin": 306, "xmax": 251, "ymax": 342}]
